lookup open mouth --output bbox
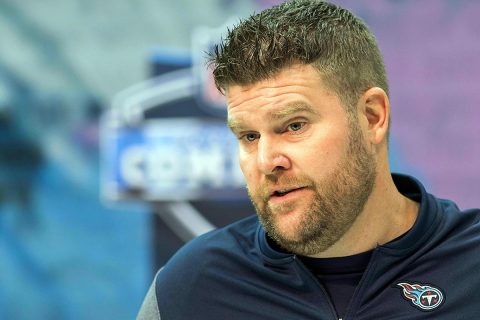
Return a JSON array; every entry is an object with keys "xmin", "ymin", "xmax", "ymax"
[
  {"xmin": 273, "ymin": 190, "xmax": 292, "ymax": 197},
  {"xmin": 272, "ymin": 187, "xmax": 305, "ymax": 197}
]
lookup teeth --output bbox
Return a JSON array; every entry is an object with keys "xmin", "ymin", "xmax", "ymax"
[{"xmin": 275, "ymin": 190, "xmax": 290, "ymax": 196}]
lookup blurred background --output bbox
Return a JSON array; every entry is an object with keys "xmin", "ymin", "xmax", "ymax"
[{"xmin": 0, "ymin": 0, "xmax": 478, "ymax": 319}]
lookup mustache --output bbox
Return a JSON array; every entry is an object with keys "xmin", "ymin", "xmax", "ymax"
[{"xmin": 248, "ymin": 174, "xmax": 316, "ymax": 201}]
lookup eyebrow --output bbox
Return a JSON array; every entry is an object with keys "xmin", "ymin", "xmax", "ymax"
[
  {"xmin": 269, "ymin": 102, "xmax": 318, "ymax": 120},
  {"xmin": 227, "ymin": 102, "xmax": 317, "ymax": 132},
  {"xmin": 227, "ymin": 118, "xmax": 243, "ymax": 132}
]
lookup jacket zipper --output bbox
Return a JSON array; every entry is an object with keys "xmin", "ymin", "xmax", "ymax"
[
  {"xmin": 294, "ymin": 256, "xmax": 339, "ymax": 320},
  {"xmin": 342, "ymin": 249, "xmax": 379, "ymax": 320},
  {"xmin": 294, "ymin": 249, "xmax": 380, "ymax": 320}
]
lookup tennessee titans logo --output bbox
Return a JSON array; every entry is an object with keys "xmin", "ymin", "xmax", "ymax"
[{"xmin": 396, "ymin": 282, "xmax": 445, "ymax": 311}]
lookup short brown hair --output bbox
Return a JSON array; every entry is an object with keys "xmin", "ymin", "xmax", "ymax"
[{"xmin": 209, "ymin": 0, "xmax": 389, "ymax": 113}]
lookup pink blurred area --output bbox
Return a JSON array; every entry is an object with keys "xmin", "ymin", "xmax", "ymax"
[{"xmin": 336, "ymin": 0, "xmax": 480, "ymax": 209}]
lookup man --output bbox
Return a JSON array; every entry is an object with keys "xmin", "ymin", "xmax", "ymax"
[{"xmin": 138, "ymin": 1, "xmax": 480, "ymax": 319}]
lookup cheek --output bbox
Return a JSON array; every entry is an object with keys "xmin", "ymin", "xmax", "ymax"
[{"xmin": 295, "ymin": 130, "xmax": 349, "ymax": 174}]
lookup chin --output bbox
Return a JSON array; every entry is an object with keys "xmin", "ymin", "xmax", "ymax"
[{"xmin": 273, "ymin": 214, "xmax": 306, "ymax": 242}]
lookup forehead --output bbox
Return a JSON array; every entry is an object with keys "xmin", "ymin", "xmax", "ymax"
[
  {"xmin": 226, "ymin": 64, "xmax": 324, "ymax": 110},
  {"xmin": 225, "ymin": 64, "xmax": 345, "ymax": 128}
]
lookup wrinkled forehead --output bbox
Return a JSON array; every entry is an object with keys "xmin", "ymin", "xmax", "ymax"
[{"xmin": 225, "ymin": 64, "xmax": 325, "ymax": 110}]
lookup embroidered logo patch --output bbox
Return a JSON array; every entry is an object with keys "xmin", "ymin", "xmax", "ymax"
[{"xmin": 396, "ymin": 282, "xmax": 445, "ymax": 311}]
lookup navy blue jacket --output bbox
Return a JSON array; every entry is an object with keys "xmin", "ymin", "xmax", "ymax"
[{"xmin": 138, "ymin": 174, "xmax": 480, "ymax": 319}]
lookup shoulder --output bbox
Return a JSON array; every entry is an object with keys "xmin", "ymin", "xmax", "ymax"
[
  {"xmin": 164, "ymin": 214, "xmax": 259, "ymax": 268},
  {"xmin": 156, "ymin": 214, "xmax": 260, "ymax": 287},
  {"xmin": 431, "ymin": 197, "xmax": 480, "ymax": 251},
  {"xmin": 149, "ymin": 215, "xmax": 260, "ymax": 318},
  {"xmin": 438, "ymin": 197, "xmax": 480, "ymax": 230}
]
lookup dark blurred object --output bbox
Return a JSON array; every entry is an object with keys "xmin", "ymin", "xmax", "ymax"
[
  {"xmin": 0, "ymin": 107, "xmax": 43, "ymax": 215},
  {"xmin": 146, "ymin": 53, "xmax": 254, "ymax": 269}
]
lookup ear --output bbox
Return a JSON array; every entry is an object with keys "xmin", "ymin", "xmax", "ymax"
[{"xmin": 359, "ymin": 87, "xmax": 389, "ymax": 145}]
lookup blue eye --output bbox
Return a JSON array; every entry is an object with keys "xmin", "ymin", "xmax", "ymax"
[
  {"xmin": 242, "ymin": 133, "xmax": 259, "ymax": 142},
  {"xmin": 288, "ymin": 122, "xmax": 305, "ymax": 131}
]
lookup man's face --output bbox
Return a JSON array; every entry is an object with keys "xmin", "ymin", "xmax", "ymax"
[{"xmin": 226, "ymin": 64, "xmax": 377, "ymax": 256}]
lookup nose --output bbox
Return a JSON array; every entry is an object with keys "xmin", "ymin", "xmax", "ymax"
[{"xmin": 257, "ymin": 136, "xmax": 291, "ymax": 175}]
